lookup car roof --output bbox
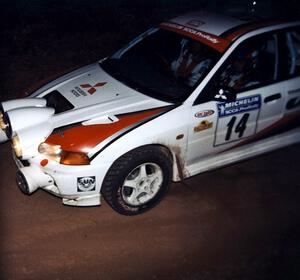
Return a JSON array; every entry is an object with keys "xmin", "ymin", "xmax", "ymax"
[
  {"xmin": 168, "ymin": 11, "xmax": 250, "ymax": 37},
  {"xmin": 160, "ymin": 10, "xmax": 295, "ymax": 53}
]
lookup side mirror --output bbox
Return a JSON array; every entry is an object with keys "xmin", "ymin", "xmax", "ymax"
[{"xmin": 214, "ymin": 88, "xmax": 236, "ymax": 102}]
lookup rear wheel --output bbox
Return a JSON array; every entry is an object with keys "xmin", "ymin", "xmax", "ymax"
[{"xmin": 101, "ymin": 146, "xmax": 172, "ymax": 215}]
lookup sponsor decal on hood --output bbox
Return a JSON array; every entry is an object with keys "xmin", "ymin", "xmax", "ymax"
[
  {"xmin": 39, "ymin": 64, "xmax": 169, "ymax": 111},
  {"xmin": 80, "ymin": 82, "xmax": 107, "ymax": 95}
]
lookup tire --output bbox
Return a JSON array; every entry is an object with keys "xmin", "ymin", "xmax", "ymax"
[{"xmin": 101, "ymin": 146, "xmax": 172, "ymax": 215}]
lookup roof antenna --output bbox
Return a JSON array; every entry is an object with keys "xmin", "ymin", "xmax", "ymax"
[{"xmin": 250, "ymin": 1, "xmax": 257, "ymax": 14}]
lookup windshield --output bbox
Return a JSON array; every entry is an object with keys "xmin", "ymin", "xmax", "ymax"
[{"xmin": 101, "ymin": 29, "xmax": 221, "ymax": 103}]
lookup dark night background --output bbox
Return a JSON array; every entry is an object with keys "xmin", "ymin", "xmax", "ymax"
[
  {"xmin": 1, "ymin": 0, "xmax": 299, "ymax": 101},
  {"xmin": 0, "ymin": 1, "xmax": 300, "ymax": 279}
]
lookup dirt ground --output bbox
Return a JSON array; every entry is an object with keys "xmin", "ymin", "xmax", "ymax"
[
  {"xmin": 1, "ymin": 1, "xmax": 300, "ymax": 279},
  {"xmin": 1, "ymin": 142, "xmax": 300, "ymax": 280}
]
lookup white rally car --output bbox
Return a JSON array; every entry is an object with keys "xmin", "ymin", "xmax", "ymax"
[{"xmin": 1, "ymin": 11, "xmax": 300, "ymax": 215}]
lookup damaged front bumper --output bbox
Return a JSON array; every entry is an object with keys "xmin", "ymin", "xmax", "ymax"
[{"xmin": 13, "ymin": 153, "xmax": 106, "ymax": 207}]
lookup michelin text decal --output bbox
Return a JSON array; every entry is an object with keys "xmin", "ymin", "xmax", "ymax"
[{"xmin": 217, "ymin": 95, "xmax": 261, "ymax": 118}]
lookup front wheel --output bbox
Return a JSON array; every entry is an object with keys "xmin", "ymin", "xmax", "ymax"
[{"xmin": 101, "ymin": 146, "xmax": 172, "ymax": 215}]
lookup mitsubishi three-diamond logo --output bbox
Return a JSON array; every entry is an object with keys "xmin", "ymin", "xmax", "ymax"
[{"xmin": 80, "ymin": 82, "xmax": 107, "ymax": 95}]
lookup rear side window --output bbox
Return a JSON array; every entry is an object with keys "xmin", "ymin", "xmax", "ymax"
[{"xmin": 284, "ymin": 28, "xmax": 300, "ymax": 78}]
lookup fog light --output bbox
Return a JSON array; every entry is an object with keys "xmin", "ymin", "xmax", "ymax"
[{"xmin": 0, "ymin": 113, "xmax": 8, "ymax": 130}]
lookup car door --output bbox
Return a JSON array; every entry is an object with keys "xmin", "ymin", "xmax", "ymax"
[
  {"xmin": 282, "ymin": 27, "xmax": 300, "ymax": 120},
  {"xmin": 186, "ymin": 31, "xmax": 285, "ymax": 166}
]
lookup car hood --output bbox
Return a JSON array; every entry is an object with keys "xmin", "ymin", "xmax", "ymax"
[
  {"xmin": 32, "ymin": 62, "xmax": 170, "ymax": 112},
  {"xmin": 0, "ymin": 62, "xmax": 172, "ymax": 158}
]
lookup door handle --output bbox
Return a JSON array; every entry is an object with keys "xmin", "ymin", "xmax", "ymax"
[{"xmin": 264, "ymin": 93, "xmax": 282, "ymax": 103}]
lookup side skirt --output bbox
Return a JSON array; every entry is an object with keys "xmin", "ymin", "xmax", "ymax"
[{"xmin": 186, "ymin": 127, "xmax": 300, "ymax": 177}]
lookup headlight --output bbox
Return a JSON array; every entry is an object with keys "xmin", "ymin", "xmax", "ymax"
[
  {"xmin": 0, "ymin": 104, "xmax": 5, "ymax": 129},
  {"xmin": 12, "ymin": 134, "xmax": 22, "ymax": 157},
  {"xmin": 0, "ymin": 113, "xmax": 6, "ymax": 129},
  {"xmin": 38, "ymin": 142, "xmax": 62, "ymax": 155},
  {"xmin": 38, "ymin": 142, "xmax": 90, "ymax": 165},
  {"xmin": 0, "ymin": 112, "xmax": 12, "ymax": 138}
]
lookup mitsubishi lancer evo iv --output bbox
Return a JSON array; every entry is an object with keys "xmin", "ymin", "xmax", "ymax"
[{"xmin": 1, "ymin": 11, "xmax": 300, "ymax": 215}]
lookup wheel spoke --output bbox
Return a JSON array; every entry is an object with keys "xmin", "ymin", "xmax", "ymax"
[
  {"xmin": 148, "ymin": 169, "xmax": 163, "ymax": 185},
  {"xmin": 127, "ymin": 189, "xmax": 144, "ymax": 205},
  {"xmin": 143, "ymin": 188, "xmax": 154, "ymax": 196},
  {"xmin": 138, "ymin": 164, "xmax": 148, "ymax": 179},
  {"xmin": 137, "ymin": 192, "xmax": 150, "ymax": 204},
  {"xmin": 123, "ymin": 178, "xmax": 139, "ymax": 189}
]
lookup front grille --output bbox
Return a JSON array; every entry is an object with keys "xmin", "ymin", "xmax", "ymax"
[{"xmin": 20, "ymin": 159, "xmax": 30, "ymax": 167}]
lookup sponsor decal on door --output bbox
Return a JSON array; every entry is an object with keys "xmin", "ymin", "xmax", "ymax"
[{"xmin": 214, "ymin": 95, "xmax": 261, "ymax": 146}]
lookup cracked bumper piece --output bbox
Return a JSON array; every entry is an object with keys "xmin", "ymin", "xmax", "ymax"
[
  {"xmin": 63, "ymin": 194, "xmax": 101, "ymax": 206},
  {"xmin": 16, "ymin": 166, "xmax": 101, "ymax": 206},
  {"xmin": 14, "ymin": 155, "xmax": 104, "ymax": 206},
  {"xmin": 13, "ymin": 147, "xmax": 107, "ymax": 206},
  {"xmin": 16, "ymin": 166, "xmax": 54, "ymax": 194}
]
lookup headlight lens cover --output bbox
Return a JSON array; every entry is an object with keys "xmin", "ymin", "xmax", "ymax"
[
  {"xmin": 38, "ymin": 142, "xmax": 62, "ymax": 156},
  {"xmin": 0, "ymin": 104, "xmax": 12, "ymax": 138},
  {"xmin": 38, "ymin": 142, "xmax": 90, "ymax": 165},
  {"xmin": 0, "ymin": 112, "xmax": 12, "ymax": 138},
  {"xmin": 12, "ymin": 134, "xmax": 22, "ymax": 157},
  {"xmin": 0, "ymin": 113, "xmax": 7, "ymax": 130}
]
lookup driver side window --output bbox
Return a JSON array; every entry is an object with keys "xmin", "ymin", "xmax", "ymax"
[
  {"xmin": 198, "ymin": 32, "xmax": 278, "ymax": 103},
  {"xmin": 284, "ymin": 28, "xmax": 300, "ymax": 78}
]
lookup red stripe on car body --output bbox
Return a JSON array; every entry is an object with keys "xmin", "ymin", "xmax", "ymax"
[{"xmin": 45, "ymin": 108, "xmax": 166, "ymax": 153}]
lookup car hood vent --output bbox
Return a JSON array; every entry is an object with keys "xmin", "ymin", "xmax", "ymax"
[{"xmin": 82, "ymin": 115, "xmax": 119, "ymax": 126}]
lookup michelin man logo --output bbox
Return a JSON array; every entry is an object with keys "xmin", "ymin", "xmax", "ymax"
[{"xmin": 77, "ymin": 176, "xmax": 96, "ymax": 192}]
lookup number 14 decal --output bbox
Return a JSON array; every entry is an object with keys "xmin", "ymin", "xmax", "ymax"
[
  {"xmin": 214, "ymin": 111, "xmax": 258, "ymax": 146},
  {"xmin": 225, "ymin": 113, "xmax": 250, "ymax": 141},
  {"xmin": 214, "ymin": 95, "xmax": 260, "ymax": 146}
]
